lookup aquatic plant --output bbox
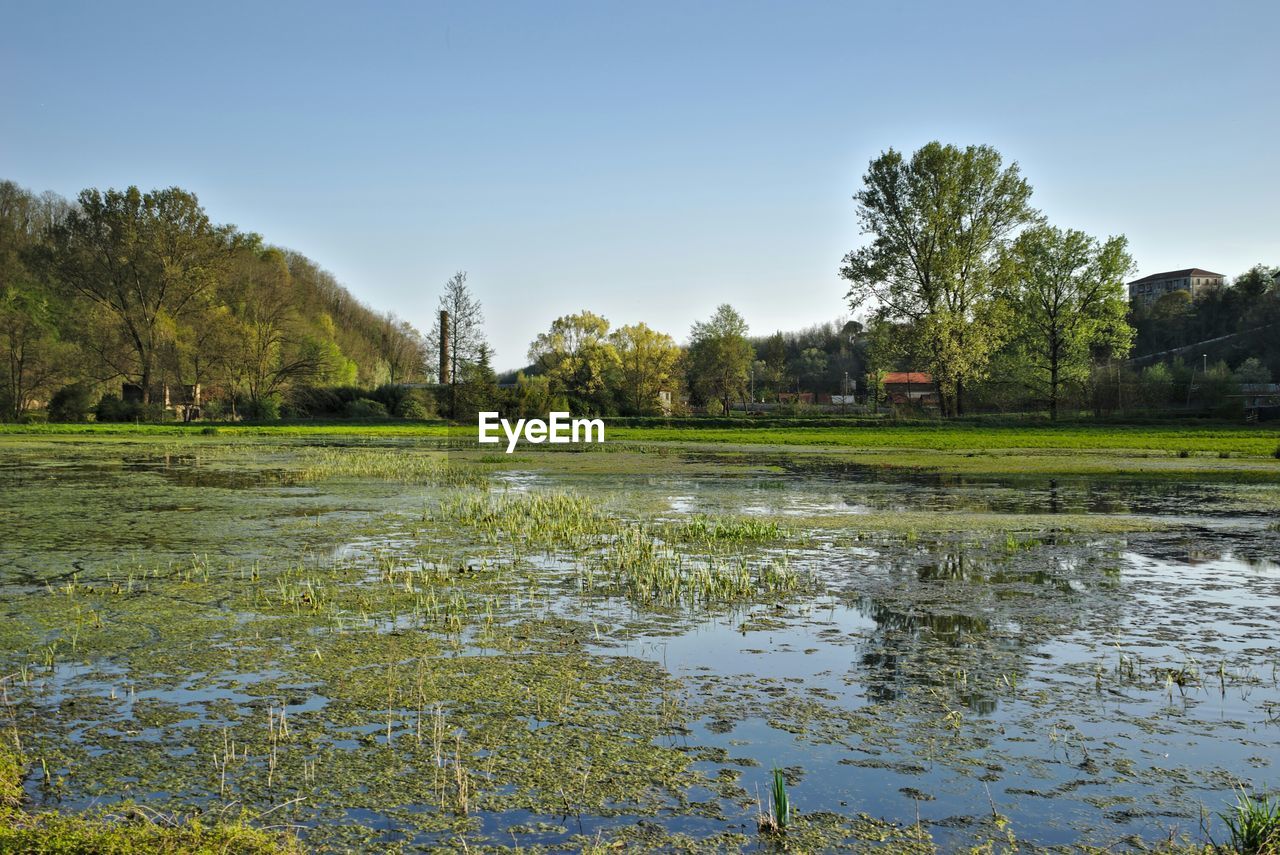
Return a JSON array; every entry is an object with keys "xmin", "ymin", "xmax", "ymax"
[
  {"xmin": 758, "ymin": 767, "xmax": 791, "ymax": 835},
  {"xmin": 1220, "ymin": 788, "xmax": 1280, "ymax": 855},
  {"xmin": 662, "ymin": 514, "xmax": 786, "ymax": 545}
]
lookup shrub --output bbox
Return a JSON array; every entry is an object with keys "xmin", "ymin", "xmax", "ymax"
[
  {"xmin": 344, "ymin": 398, "xmax": 388, "ymax": 419},
  {"xmin": 47, "ymin": 383, "xmax": 95, "ymax": 423},
  {"xmin": 397, "ymin": 396, "xmax": 431, "ymax": 419},
  {"xmin": 241, "ymin": 396, "xmax": 281, "ymax": 421},
  {"xmin": 94, "ymin": 395, "xmax": 166, "ymax": 423}
]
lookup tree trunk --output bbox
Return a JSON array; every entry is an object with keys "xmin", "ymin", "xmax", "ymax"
[{"xmin": 1049, "ymin": 361, "xmax": 1059, "ymax": 421}]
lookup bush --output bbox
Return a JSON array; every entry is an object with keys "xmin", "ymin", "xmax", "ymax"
[
  {"xmin": 48, "ymin": 383, "xmax": 95, "ymax": 423},
  {"xmin": 241, "ymin": 396, "xmax": 281, "ymax": 421},
  {"xmin": 396, "ymin": 396, "xmax": 431, "ymax": 420},
  {"xmin": 94, "ymin": 394, "xmax": 167, "ymax": 423},
  {"xmin": 344, "ymin": 398, "xmax": 388, "ymax": 419}
]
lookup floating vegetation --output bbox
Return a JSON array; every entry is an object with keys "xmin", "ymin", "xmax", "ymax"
[
  {"xmin": 291, "ymin": 447, "xmax": 486, "ymax": 486},
  {"xmin": 590, "ymin": 526, "xmax": 807, "ymax": 608},
  {"xmin": 2, "ymin": 434, "xmax": 1279, "ymax": 851}
]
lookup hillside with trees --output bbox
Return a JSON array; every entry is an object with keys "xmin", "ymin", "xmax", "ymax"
[{"xmin": 0, "ymin": 180, "xmax": 428, "ymax": 422}]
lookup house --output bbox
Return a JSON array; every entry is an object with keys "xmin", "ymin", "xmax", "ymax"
[
  {"xmin": 1127, "ymin": 268, "xmax": 1225, "ymax": 307},
  {"xmin": 881, "ymin": 372, "xmax": 933, "ymax": 401},
  {"xmin": 122, "ymin": 383, "xmax": 203, "ymax": 421}
]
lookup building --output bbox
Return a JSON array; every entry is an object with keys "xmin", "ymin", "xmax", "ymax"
[
  {"xmin": 122, "ymin": 383, "xmax": 203, "ymax": 421},
  {"xmin": 880, "ymin": 372, "xmax": 938, "ymax": 408},
  {"xmin": 1127, "ymin": 268, "xmax": 1225, "ymax": 307}
]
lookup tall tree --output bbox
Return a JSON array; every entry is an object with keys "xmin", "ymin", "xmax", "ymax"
[
  {"xmin": 0, "ymin": 181, "xmax": 74, "ymax": 420},
  {"xmin": 0, "ymin": 286, "xmax": 73, "ymax": 420},
  {"xmin": 428, "ymin": 271, "xmax": 485, "ymax": 417},
  {"xmin": 608, "ymin": 322, "xmax": 682, "ymax": 414},
  {"xmin": 840, "ymin": 142, "xmax": 1039, "ymax": 416},
  {"xmin": 226, "ymin": 246, "xmax": 331, "ymax": 414},
  {"xmin": 687, "ymin": 304, "xmax": 752, "ymax": 415},
  {"xmin": 45, "ymin": 186, "xmax": 236, "ymax": 402},
  {"xmin": 1002, "ymin": 226, "xmax": 1135, "ymax": 419},
  {"xmin": 377, "ymin": 312, "xmax": 427, "ymax": 384},
  {"xmin": 528, "ymin": 310, "xmax": 619, "ymax": 413}
]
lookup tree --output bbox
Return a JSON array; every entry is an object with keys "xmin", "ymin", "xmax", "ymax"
[
  {"xmin": 226, "ymin": 246, "xmax": 330, "ymax": 414},
  {"xmin": 840, "ymin": 142, "xmax": 1039, "ymax": 416},
  {"xmin": 0, "ymin": 286, "xmax": 73, "ymax": 420},
  {"xmin": 793, "ymin": 347, "xmax": 828, "ymax": 391},
  {"xmin": 45, "ymin": 186, "xmax": 236, "ymax": 403},
  {"xmin": 377, "ymin": 312, "xmax": 427, "ymax": 384},
  {"xmin": 1002, "ymin": 226, "xmax": 1135, "ymax": 419},
  {"xmin": 451, "ymin": 344, "xmax": 503, "ymax": 421},
  {"xmin": 528, "ymin": 310, "xmax": 619, "ymax": 413},
  {"xmin": 0, "ymin": 181, "xmax": 75, "ymax": 420},
  {"xmin": 687, "ymin": 304, "xmax": 752, "ymax": 414},
  {"xmin": 428, "ymin": 271, "xmax": 485, "ymax": 417},
  {"xmin": 608, "ymin": 322, "xmax": 682, "ymax": 414}
]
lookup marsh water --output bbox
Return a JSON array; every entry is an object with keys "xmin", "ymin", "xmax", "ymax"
[{"xmin": 1, "ymin": 437, "xmax": 1278, "ymax": 851}]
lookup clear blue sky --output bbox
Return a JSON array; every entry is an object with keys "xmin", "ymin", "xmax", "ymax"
[{"xmin": 3, "ymin": 0, "xmax": 1277, "ymax": 370}]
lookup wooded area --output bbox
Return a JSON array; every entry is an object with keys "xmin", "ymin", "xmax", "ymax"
[{"xmin": 0, "ymin": 181, "xmax": 429, "ymax": 422}]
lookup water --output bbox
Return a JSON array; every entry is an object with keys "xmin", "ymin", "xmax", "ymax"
[{"xmin": 1, "ymin": 437, "xmax": 1277, "ymax": 851}]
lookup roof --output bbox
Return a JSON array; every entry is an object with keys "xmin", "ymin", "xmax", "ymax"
[
  {"xmin": 882, "ymin": 372, "xmax": 932, "ymax": 385},
  {"xmin": 1128, "ymin": 268, "xmax": 1225, "ymax": 285}
]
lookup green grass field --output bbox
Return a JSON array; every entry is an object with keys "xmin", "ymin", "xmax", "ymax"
[
  {"xmin": 4, "ymin": 420, "xmax": 1279, "ymax": 481},
  {"xmin": 5, "ymin": 419, "xmax": 1279, "ymax": 452}
]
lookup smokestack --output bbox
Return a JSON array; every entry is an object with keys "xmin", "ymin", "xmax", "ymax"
[{"xmin": 439, "ymin": 310, "xmax": 450, "ymax": 384}]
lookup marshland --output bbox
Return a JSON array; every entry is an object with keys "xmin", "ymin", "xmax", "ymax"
[{"xmin": 1, "ymin": 428, "xmax": 1279, "ymax": 852}]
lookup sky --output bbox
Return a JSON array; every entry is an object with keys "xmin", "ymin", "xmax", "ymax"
[{"xmin": 2, "ymin": 0, "xmax": 1277, "ymax": 371}]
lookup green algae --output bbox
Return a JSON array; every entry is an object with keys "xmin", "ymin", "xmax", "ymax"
[{"xmin": 2, "ymin": 434, "xmax": 1278, "ymax": 852}]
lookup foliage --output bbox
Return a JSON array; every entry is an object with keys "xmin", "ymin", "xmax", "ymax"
[
  {"xmin": 1000, "ymin": 225, "xmax": 1135, "ymax": 418},
  {"xmin": 0, "ymin": 179, "xmax": 428, "ymax": 421},
  {"xmin": 429, "ymin": 271, "xmax": 486, "ymax": 418},
  {"xmin": 687, "ymin": 304, "xmax": 753, "ymax": 414},
  {"xmin": 841, "ymin": 142, "xmax": 1040, "ymax": 416},
  {"xmin": 528, "ymin": 310, "xmax": 619, "ymax": 414},
  {"xmin": 609, "ymin": 322, "xmax": 682, "ymax": 414},
  {"xmin": 1219, "ymin": 789, "xmax": 1280, "ymax": 855},
  {"xmin": 46, "ymin": 382, "xmax": 95, "ymax": 423}
]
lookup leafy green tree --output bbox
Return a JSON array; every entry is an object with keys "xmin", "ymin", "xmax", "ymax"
[
  {"xmin": 510, "ymin": 371, "xmax": 565, "ymax": 418},
  {"xmin": 0, "ymin": 182, "xmax": 75, "ymax": 420},
  {"xmin": 687, "ymin": 304, "xmax": 752, "ymax": 414},
  {"xmin": 226, "ymin": 247, "xmax": 332, "ymax": 414},
  {"xmin": 608, "ymin": 322, "xmax": 682, "ymax": 414},
  {"xmin": 1002, "ymin": 226, "xmax": 1135, "ymax": 419},
  {"xmin": 528, "ymin": 310, "xmax": 619, "ymax": 413},
  {"xmin": 452, "ymin": 344, "xmax": 503, "ymax": 421},
  {"xmin": 792, "ymin": 347, "xmax": 828, "ymax": 392},
  {"xmin": 45, "ymin": 186, "xmax": 236, "ymax": 403},
  {"xmin": 1234, "ymin": 356, "xmax": 1272, "ymax": 384},
  {"xmin": 840, "ymin": 142, "xmax": 1039, "ymax": 416},
  {"xmin": 0, "ymin": 286, "xmax": 73, "ymax": 420}
]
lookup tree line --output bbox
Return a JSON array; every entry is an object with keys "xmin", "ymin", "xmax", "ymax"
[
  {"xmin": 0, "ymin": 180, "xmax": 429, "ymax": 422},
  {"xmin": 6, "ymin": 145, "xmax": 1276, "ymax": 425}
]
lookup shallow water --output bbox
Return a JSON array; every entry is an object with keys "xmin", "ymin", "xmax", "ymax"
[{"xmin": 1, "ymin": 437, "xmax": 1278, "ymax": 851}]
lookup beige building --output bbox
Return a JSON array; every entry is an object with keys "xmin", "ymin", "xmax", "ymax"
[{"xmin": 1128, "ymin": 268, "xmax": 1225, "ymax": 307}]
